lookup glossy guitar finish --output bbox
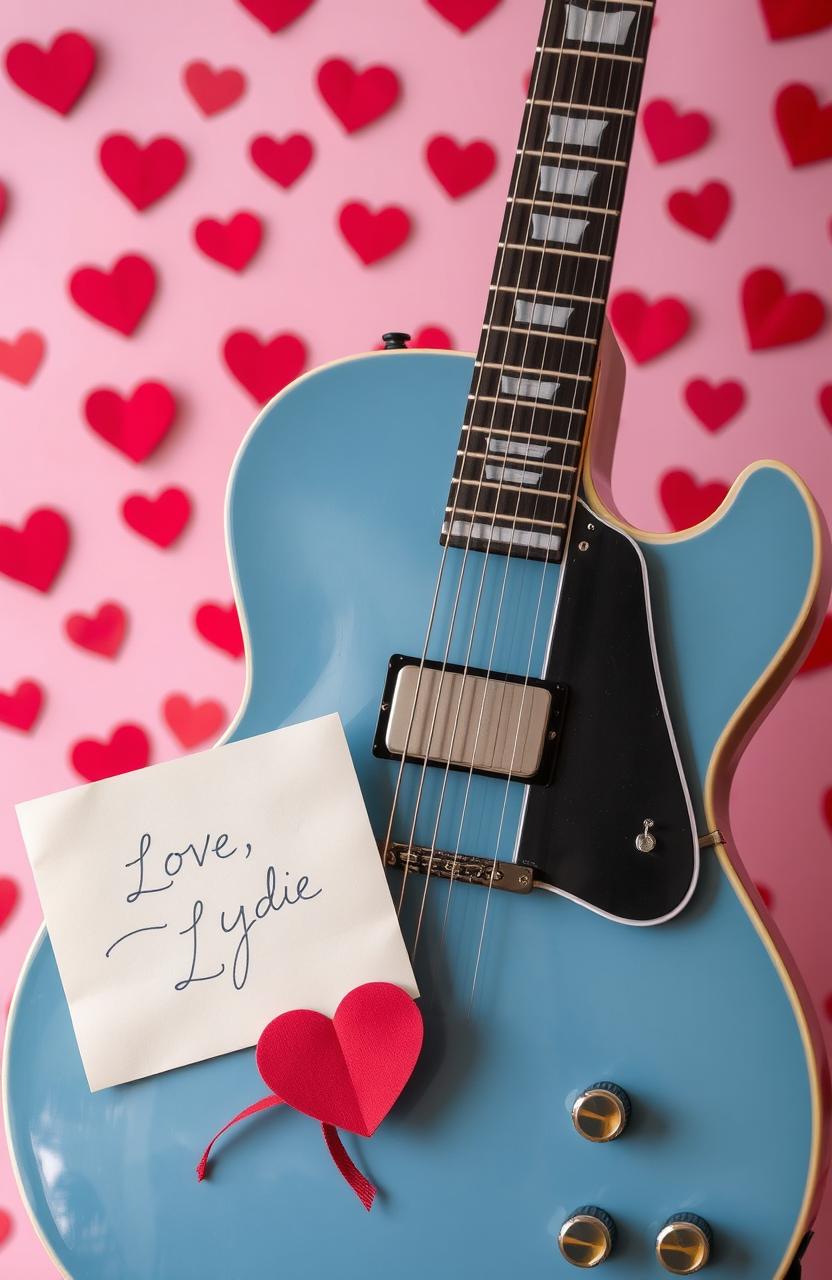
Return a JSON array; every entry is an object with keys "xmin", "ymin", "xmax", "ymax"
[{"xmin": 4, "ymin": 345, "xmax": 829, "ymax": 1278}]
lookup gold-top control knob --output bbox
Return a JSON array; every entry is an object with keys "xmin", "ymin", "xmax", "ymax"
[
  {"xmin": 558, "ymin": 1206, "xmax": 616, "ymax": 1267},
  {"xmin": 571, "ymin": 1082, "xmax": 631, "ymax": 1142},
  {"xmin": 656, "ymin": 1213, "xmax": 713, "ymax": 1274}
]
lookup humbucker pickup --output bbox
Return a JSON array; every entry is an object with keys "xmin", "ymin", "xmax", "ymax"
[{"xmin": 373, "ymin": 654, "xmax": 568, "ymax": 785}]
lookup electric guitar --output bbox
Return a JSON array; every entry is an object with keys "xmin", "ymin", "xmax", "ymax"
[{"xmin": 4, "ymin": 3, "xmax": 830, "ymax": 1276}]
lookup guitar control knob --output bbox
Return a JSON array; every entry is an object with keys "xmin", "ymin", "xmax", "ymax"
[
  {"xmin": 381, "ymin": 331, "xmax": 411, "ymax": 349},
  {"xmin": 558, "ymin": 1206, "xmax": 616, "ymax": 1267},
  {"xmin": 656, "ymin": 1214, "xmax": 713, "ymax": 1274},
  {"xmin": 571, "ymin": 1082, "xmax": 631, "ymax": 1142}
]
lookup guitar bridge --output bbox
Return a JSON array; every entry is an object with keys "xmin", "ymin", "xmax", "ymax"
[{"xmin": 382, "ymin": 842, "xmax": 534, "ymax": 894}]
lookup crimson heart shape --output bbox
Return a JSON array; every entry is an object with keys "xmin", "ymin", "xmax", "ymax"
[
  {"xmin": 5, "ymin": 30, "xmax": 96, "ymax": 115},
  {"xmin": 163, "ymin": 694, "xmax": 226, "ymax": 748},
  {"xmin": 99, "ymin": 134, "xmax": 187, "ymax": 211},
  {"xmin": 69, "ymin": 254, "xmax": 157, "ymax": 336},
  {"xmin": 194, "ymin": 601, "xmax": 244, "ymax": 658},
  {"xmin": 122, "ymin": 488, "xmax": 191, "ymax": 547},
  {"xmin": 223, "ymin": 330, "xmax": 307, "ymax": 404},
  {"xmin": 0, "ymin": 508, "xmax": 70, "ymax": 592},
  {"xmin": 84, "ymin": 381, "xmax": 176, "ymax": 462},
  {"xmin": 412, "ymin": 325, "xmax": 453, "ymax": 349},
  {"xmin": 0, "ymin": 878, "xmax": 20, "ymax": 929},
  {"xmin": 0, "ymin": 331, "xmax": 46, "ymax": 385},
  {"xmin": 250, "ymin": 133, "xmax": 314, "ymax": 188},
  {"xmin": 426, "ymin": 0, "xmax": 503, "ymax": 32},
  {"xmin": 317, "ymin": 59, "xmax": 400, "ymax": 134},
  {"xmin": 237, "ymin": 0, "xmax": 317, "ymax": 32},
  {"xmin": 0, "ymin": 181, "xmax": 6, "ymax": 223},
  {"xmin": 71, "ymin": 723, "xmax": 150, "ymax": 782},
  {"xmin": 426, "ymin": 135, "xmax": 497, "ymax": 198},
  {"xmin": 339, "ymin": 202, "xmax": 411, "ymax": 265},
  {"xmin": 0, "ymin": 680, "xmax": 43, "ymax": 732},
  {"xmin": 824, "ymin": 788, "xmax": 832, "ymax": 835},
  {"xmin": 642, "ymin": 99, "xmax": 711, "ymax": 163},
  {"xmin": 684, "ymin": 379, "xmax": 746, "ymax": 432},
  {"xmin": 609, "ymin": 291, "xmax": 692, "ymax": 363},
  {"xmin": 0, "ymin": 1206, "xmax": 12, "ymax": 1245},
  {"xmin": 819, "ymin": 385, "xmax": 832, "ymax": 427},
  {"xmin": 741, "ymin": 268, "xmax": 826, "ymax": 350},
  {"xmin": 666, "ymin": 181, "xmax": 732, "ymax": 240},
  {"xmin": 256, "ymin": 983, "xmax": 423, "ymax": 1137},
  {"xmin": 183, "ymin": 61, "xmax": 246, "ymax": 116},
  {"xmin": 760, "ymin": 0, "xmax": 832, "ymax": 40},
  {"xmin": 659, "ymin": 469, "xmax": 729, "ymax": 532},
  {"xmin": 775, "ymin": 84, "xmax": 832, "ymax": 167},
  {"xmin": 65, "ymin": 602, "xmax": 127, "ymax": 658},
  {"xmin": 194, "ymin": 212, "xmax": 262, "ymax": 271},
  {"xmin": 800, "ymin": 614, "xmax": 832, "ymax": 675}
]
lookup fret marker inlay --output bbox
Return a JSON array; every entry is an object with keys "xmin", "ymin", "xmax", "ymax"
[
  {"xmin": 531, "ymin": 213, "xmax": 590, "ymax": 245},
  {"xmin": 501, "ymin": 375, "xmax": 559, "ymax": 401},
  {"xmin": 548, "ymin": 115, "xmax": 608, "ymax": 149},
  {"xmin": 442, "ymin": 520, "xmax": 563, "ymax": 555},
  {"xmin": 539, "ymin": 165, "xmax": 598, "ymax": 199},
  {"xmin": 485, "ymin": 465, "xmax": 541, "ymax": 485},
  {"xmin": 565, "ymin": 4, "xmax": 637, "ymax": 47},
  {"xmin": 489, "ymin": 438, "xmax": 551, "ymax": 460},
  {"xmin": 514, "ymin": 299, "xmax": 574, "ymax": 330}
]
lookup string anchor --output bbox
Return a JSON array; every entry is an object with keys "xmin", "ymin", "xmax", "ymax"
[{"xmin": 635, "ymin": 819, "xmax": 656, "ymax": 854}]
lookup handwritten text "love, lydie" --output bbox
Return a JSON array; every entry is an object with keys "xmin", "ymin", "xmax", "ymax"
[{"xmin": 105, "ymin": 832, "xmax": 321, "ymax": 992}]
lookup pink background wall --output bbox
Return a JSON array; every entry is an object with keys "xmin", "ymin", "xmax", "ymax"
[{"xmin": 1, "ymin": 0, "xmax": 830, "ymax": 1273}]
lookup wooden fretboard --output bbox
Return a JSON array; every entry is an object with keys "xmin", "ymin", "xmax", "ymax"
[{"xmin": 441, "ymin": 0, "xmax": 654, "ymax": 563}]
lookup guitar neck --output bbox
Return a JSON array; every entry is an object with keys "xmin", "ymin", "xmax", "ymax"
[{"xmin": 442, "ymin": 0, "xmax": 655, "ymax": 564}]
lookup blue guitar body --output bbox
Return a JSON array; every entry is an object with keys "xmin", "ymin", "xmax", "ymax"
[{"xmin": 4, "ymin": 342, "xmax": 829, "ymax": 1278}]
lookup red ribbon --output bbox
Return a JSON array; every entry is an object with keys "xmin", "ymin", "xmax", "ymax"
[{"xmin": 197, "ymin": 1096, "xmax": 376, "ymax": 1211}]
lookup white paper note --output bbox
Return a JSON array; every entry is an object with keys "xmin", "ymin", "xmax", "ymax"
[{"xmin": 16, "ymin": 714, "xmax": 417, "ymax": 1091}]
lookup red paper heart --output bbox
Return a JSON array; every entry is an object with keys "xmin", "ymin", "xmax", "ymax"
[
  {"xmin": 666, "ymin": 181, "xmax": 732, "ymax": 240},
  {"xmin": 84, "ymin": 381, "xmax": 176, "ymax": 462},
  {"xmin": 775, "ymin": 84, "xmax": 832, "ymax": 167},
  {"xmin": 163, "ymin": 694, "xmax": 226, "ymax": 748},
  {"xmin": 0, "ymin": 1207, "xmax": 12, "ymax": 1245},
  {"xmin": 609, "ymin": 291, "xmax": 692, "ymax": 363},
  {"xmin": 741, "ymin": 268, "xmax": 826, "ymax": 350},
  {"xmin": 761, "ymin": 0, "xmax": 832, "ymax": 38},
  {"xmin": 0, "ymin": 180, "xmax": 6, "ymax": 223},
  {"xmin": 183, "ymin": 61, "xmax": 246, "ymax": 116},
  {"xmin": 0, "ymin": 680, "xmax": 43, "ymax": 732},
  {"xmin": 0, "ymin": 879, "xmax": 20, "ymax": 929},
  {"xmin": 71, "ymin": 724, "xmax": 150, "ymax": 782},
  {"xmin": 660, "ymin": 469, "xmax": 730, "ymax": 532},
  {"xmin": 317, "ymin": 59, "xmax": 400, "ymax": 134},
  {"xmin": 819, "ymin": 385, "xmax": 832, "ymax": 426},
  {"xmin": 425, "ymin": 0, "xmax": 503, "ymax": 32},
  {"xmin": 0, "ymin": 508, "xmax": 69, "ymax": 592},
  {"xmin": 69, "ymin": 254, "xmax": 157, "ymax": 336},
  {"xmin": 800, "ymin": 614, "xmax": 832, "ymax": 674},
  {"xmin": 339, "ymin": 202, "xmax": 411, "ymax": 265},
  {"xmin": 64, "ymin": 602, "xmax": 127, "ymax": 658},
  {"xmin": 823, "ymin": 788, "xmax": 832, "ymax": 834},
  {"xmin": 0, "ymin": 330, "xmax": 45, "ymax": 385},
  {"xmin": 5, "ymin": 31, "xmax": 96, "ymax": 115},
  {"xmin": 642, "ymin": 99, "xmax": 711, "ymax": 163},
  {"xmin": 223, "ymin": 331, "xmax": 307, "ymax": 404},
  {"xmin": 755, "ymin": 882, "xmax": 775, "ymax": 910},
  {"xmin": 99, "ymin": 134, "xmax": 187, "ymax": 211},
  {"xmin": 426, "ymin": 135, "xmax": 496, "ymax": 198},
  {"xmin": 250, "ymin": 133, "xmax": 314, "ymax": 188},
  {"xmin": 412, "ymin": 325, "xmax": 453, "ymax": 349},
  {"xmin": 194, "ymin": 212, "xmax": 262, "ymax": 271},
  {"xmin": 194, "ymin": 602, "xmax": 244, "ymax": 658},
  {"xmin": 122, "ymin": 487, "xmax": 191, "ymax": 547},
  {"xmin": 256, "ymin": 983, "xmax": 423, "ymax": 1137},
  {"xmin": 684, "ymin": 379, "xmax": 746, "ymax": 432},
  {"xmin": 237, "ymin": 0, "xmax": 317, "ymax": 32}
]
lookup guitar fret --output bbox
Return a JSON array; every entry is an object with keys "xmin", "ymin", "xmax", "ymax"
[
  {"xmin": 538, "ymin": 46, "xmax": 644, "ymax": 63},
  {"xmin": 447, "ymin": 507, "xmax": 568, "ymax": 530},
  {"xmin": 489, "ymin": 325, "xmax": 597, "ymax": 346},
  {"xmin": 531, "ymin": 99, "xmax": 635, "ymax": 116},
  {"xmin": 452, "ymin": 478, "xmax": 573, "ymax": 501},
  {"xmin": 513, "ymin": 198, "xmax": 619, "ymax": 217},
  {"xmin": 519, "ymin": 149, "xmax": 627, "ymax": 168},
  {"xmin": 478, "ymin": 361, "xmax": 592, "ymax": 383},
  {"xmin": 490, "ymin": 285, "xmax": 605, "ymax": 305},
  {"xmin": 463, "ymin": 425, "xmax": 583, "ymax": 446},
  {"xmin": 498, "ymin": 242, "xmax": 611, "ymax": 261},
  {"xmin": 469, "ymin": 394, "xmax": 582, "ymax": 415}
]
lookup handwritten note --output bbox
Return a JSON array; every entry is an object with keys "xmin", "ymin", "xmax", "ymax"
[{"xmin": 16, "ymin": 715, "xmax": 417, "ymax": 1091}]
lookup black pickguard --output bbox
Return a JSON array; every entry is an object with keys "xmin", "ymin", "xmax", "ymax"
[{"xmin": 518, "ymin": 502, "xmax": 698, "ymax": 923}]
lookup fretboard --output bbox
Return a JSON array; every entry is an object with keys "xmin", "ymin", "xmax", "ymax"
[{"xmin": 441, "ymin": 0, "xmax": 654, "ymax": 564}]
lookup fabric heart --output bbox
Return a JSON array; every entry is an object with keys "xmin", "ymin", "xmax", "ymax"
[
  {"xmin": 69, "ymin": 254, "xmax": 157, "ymax": 336},
  {"xmin": 249, "ymin": 133, "xmax": 314, "ymax": 188},
  {"xmin": 122, "ymin": 488, "xmax": 191, "ymax": 547},
  {"xmin": 609, "ymin": 291, "xmax": 692, "ymax": 363},
  {"xmin": 426, "ymin": 135, "xmax": 497, "ymax": 198},
  {"xmin": 683, "ymin": 379, "xmax": 746, "ymax": 432},
  {"xmin": 741, "ymin": 268, "xmax": 825, "ymax": 350},
  {"xmin": 236, "ymin": 0, "xmax": 317, "ymax": 32},
  {"xmin": 0, "ymin": 1206, "xmax": 12, "ymax": 1245},
  {"xmin": 0, "ymin": 680, "xmax": 43, "ymax": 732},
  {"xmin": 819, "ymin": 385, "xmax": 832, "ymax": 427},
  {"xmin": 775, "ymin": 84, "xmax": 832, "ymax": 167},
  {"xmin": 339, "ymin": 202, "xmax": 412, "ymax": 265},
  {"xmin": 99, "ymin": 134, "xmax": 187, "ymax": 211},
  {"xmin": 5, "ymin": 31, "xmax": 96, "ymax": 115},
  {"xmin": 660, "ymin": 469, "xmax": 729, "ymax": 532},
  {"xmin": 425, "ymin": 0, "xmax": 503, "ymax": 32},
  {"xmin": 70, "ymin": 723, "xmax": 150, "ymax": 782},
  {"xmin": 183, "ymin": 61, "xmax": 246, "ymax": 116},
  {"xmin": 194, "ymin": 212, "xmax": 262, "ymax": 271},
  {"xmin": 316, "ymin": 59, "xmax": 400, "ymax": 134},
  {"xmin": 412, "ymin": 325, "xmax": 453, "ymax": 349},
  {"xmin": 163, "ymin": 694, "xmax": 226, "ymax": 748},
  {"xmin": 666, "ymin": 181, "xmax": 731, "ymax": 240},
  {"xmin": 64, "ymin": 602, "xmax": 127, "ymax": 658},
  {"xmin": 84, "ymin": 381, "xmax": 176, "ymax": 462},
  {"xmin": 0, "ymin": 508, "xmax": 69, "ymax": 592},
  {"xmin": 0, "ymin": 878, "xmax": 20, "ymax": 929},
  {"xmin": 223, "ymin": 330, "xmax": 307, "ymax": 404},
  {"xmin": 0, "ymin": 331, "xmax": 45, "ymax": 385},
  {"xmin": 760, "ymin": 0, "xmax": 832, "ymax": 40},
  {"xmin": 194, "ymin": 601, "xmax": 244, "ymax": 658},
  {"xmin": 642, "ymin": 99, "xmax": 711, "ymax": 162},
  {"xmin": 800, "ymin": 614, "xmax": 832, "ymax": 674}
]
